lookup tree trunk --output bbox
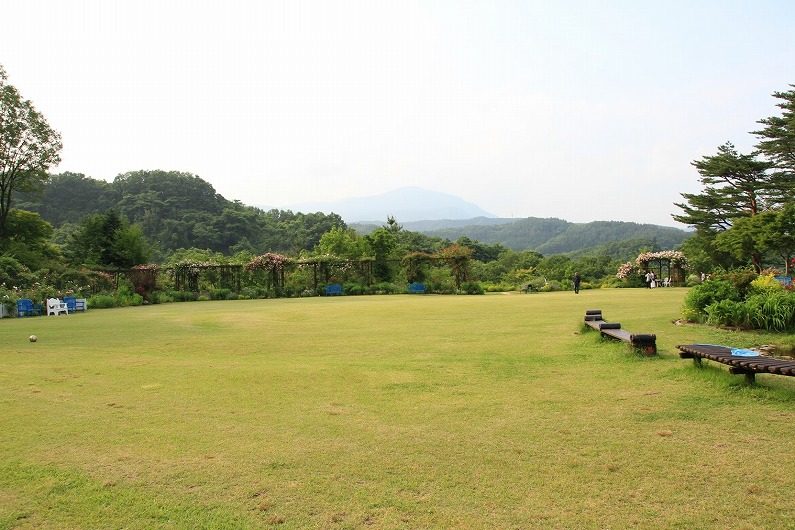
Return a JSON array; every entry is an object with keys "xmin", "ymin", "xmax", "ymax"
[{"xmin": 751, "ymin": 253, "xmax": 763, "ymax": 273}]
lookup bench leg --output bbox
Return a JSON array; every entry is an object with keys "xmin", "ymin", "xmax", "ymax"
[{"xmin": 729, "ymin": 367, "xmax": 756, "ymax": 383}]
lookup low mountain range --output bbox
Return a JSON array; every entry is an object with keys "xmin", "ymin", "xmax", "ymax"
[
  {"xmin": 286, "ymin": 186, "xmax": 689, "ymax": 255},
  {"xmin": 352, "ymin": 217, "xmax": 690, "ymax": 254},
  {"xmin": 330, "ymin": 187, "xmax": 690, "ymax": 254},
  {"xmin": 19, "ymin": 174, "xmax": 690, "ymax": 258}
]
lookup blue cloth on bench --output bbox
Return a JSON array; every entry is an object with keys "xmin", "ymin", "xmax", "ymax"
[{"xmin": 730, "ymin": 348, "xmax": 760, "ymax": 357}]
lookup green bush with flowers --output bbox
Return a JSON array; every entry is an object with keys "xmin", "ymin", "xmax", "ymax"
[{"xmin": 684, "ymin": 270, "xmax": 795, "ymax": 331}]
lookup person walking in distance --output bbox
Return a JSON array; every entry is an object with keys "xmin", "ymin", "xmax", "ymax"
[{"xmin": 573, "ymin": 272, "xmax": 581, "ymax": 294}]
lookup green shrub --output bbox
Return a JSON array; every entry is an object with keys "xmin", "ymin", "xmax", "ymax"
[
  {"xmin": 459, "ymin": 281, "xmax": 484, "ymax": 295},
  {"xmin": 371, "ymin": 282, "xmax": 399, "ymax": 294},
  {"xmin": 344, "ymin": 282, "xmax": 366, "ymax": 295},
  {"xmin": 209, "ymin": 288, "xmax": 232, "ymax": 300},
  {"xmin": 529, "ymin": 278, "xmax": 548, "ymax": 291},
  {"xmin": 0, "ymin": 256, "xmax": 33, "ymax": 288},
  {"xmin": 118, "ymin": 292, "xmax": 144, "ymax": 307},
  {"xmin": 685, "ymin": 274, "xmax": 701, "ymax": 287},
  {"xmin": 681, "ymin": 305, "xmax": 704, "ymax": 323},
  {"xmin": 240, "ymin": 286, "xmax": 267, "ymax": 299},
  {"xmin": 56, "ymin": 269, "xmax": 100, "ymax": 298},
  {"xmin": 481, "ymin": 282, "xmax": 514, "ymax": 292},
  {"xmin": 705, "ymin": 299, "xmax": 749, "ymax": 328},
  {"xmin": 425, "ymin": 269, "xmax": 455, "ymax": 294},
  {"xmin": 87, "ymin": 294, "xmax": 116, "ymax": 308},
  {"xmin": 600, "ymin": 277, "xmax": 623, "ymax": 288},
  {"xmin": 682, "ymin": 279, "xmax": 740, "ymax": 318},
  {"xmin": 168, "ymin": 290, "xmax": 199, "ymax": 302},
  {"xmin": 150, "ymin": 291, "xmax": 175, "ymax": 304},
  {"xmin": 539, "ymin": 280, "xmax": 562, "ymax": 292},
  {"xmin": 718, "ymin": 269, "xmax": 758, "ymax": 297},
  {"xmin": 1, "ymin": 284, "xmax": 18, "ymax": 315}
]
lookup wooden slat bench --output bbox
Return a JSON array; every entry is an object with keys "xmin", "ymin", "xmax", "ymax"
[
  {"xmin": 583, "ymin": 309, "xmax": 657, "ymax": 355},
  {"xmin": 677, "ymin": 344, "xmax": 795, "ymax": 383}
]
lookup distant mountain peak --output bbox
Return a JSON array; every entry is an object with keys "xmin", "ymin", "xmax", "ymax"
[{"xmin": 287, "ymin": 186, "xmax": 496, "ymax": 223}]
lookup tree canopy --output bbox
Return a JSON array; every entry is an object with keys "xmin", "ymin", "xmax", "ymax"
[
  {"xmin": 0, "ymin": 65, "xmax": 62, "ymax": 238},
  {"xmin": 17, "ymin": 170, "xmax": 347, "ymax": 259},
  {"xmin": 674, "ymin": 84, "xmax": 795, "ymax": 273},
  {"xmin": 754, "ymin": 85, "xmax": 795, "ymax": 184},
  {"xmin": 673, "ymin": 142, "xmax": 773, "ymax": 231}
]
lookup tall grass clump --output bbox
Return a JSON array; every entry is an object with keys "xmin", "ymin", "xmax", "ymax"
[
  {"xmin": 705, "ymin": 299, "xmax": 749, "ymax": 328},
  {"xmin": 745, "ymin": 290, "xmax": 795, "ymax": 331}
]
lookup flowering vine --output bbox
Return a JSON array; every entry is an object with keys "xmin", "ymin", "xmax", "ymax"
[
  {"xmin": 245, "ymin": 253, "xmax": 293, "ymax": 272},
  {"xmin": 615, "ymin": 261, "xmax": 635, "ymax": 279},
  {"xmin": 635, "ymin": 250, "xmax": 687, "ymax": 268},
  {"xmin": 616, "ymin": 251, "xmax": 688, "ymax": 279}
]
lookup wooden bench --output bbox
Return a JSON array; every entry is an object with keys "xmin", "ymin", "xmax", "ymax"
[
  {"xmin": 408, "ymin": 282, "xmax": 426, "ymax": 294},
  {"xmin": 324, "ymin": 283, "xmax": 343, "ymax": 296},
  {"xmin": 583, "ymin": 309, "xmax": 657, "ymax": 355},
  {"xmin": 677, "ymin": 344, "xmax": 795, "ymax": 383}
]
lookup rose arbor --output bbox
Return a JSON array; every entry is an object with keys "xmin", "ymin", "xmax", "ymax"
[{"xmin": 616, "ymin": 250, "xmax": 687, "ymax": 286}]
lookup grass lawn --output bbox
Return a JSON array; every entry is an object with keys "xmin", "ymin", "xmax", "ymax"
[{"xmin": 1, "ymin": 288, "xmax": 795, "ymax": 529}]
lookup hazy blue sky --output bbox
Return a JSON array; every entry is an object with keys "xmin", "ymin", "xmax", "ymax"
[{"xmin": 3, "ymin": 1, "xmax": 793, "ymax": 226}]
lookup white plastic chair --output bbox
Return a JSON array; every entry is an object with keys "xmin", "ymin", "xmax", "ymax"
[{"xmin": 47, "ymin": 298, "xmax": 69, "ymax": 316}]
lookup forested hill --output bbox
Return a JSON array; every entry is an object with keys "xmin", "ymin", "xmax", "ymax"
[
  {"xmin": 14, "ymin": 171, "xmax": 345, "ymax": 258},
  {"xmin": 17, "ymin": 171, "xmax": 690, "ymax": 259},
  {"xmin": 354, "ymin": 217, "xmax": 690, "ymax": 254}
]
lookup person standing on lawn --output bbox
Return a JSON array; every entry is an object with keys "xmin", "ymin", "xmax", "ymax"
[{"xmin": 573, "ymin": 272, "xmax": 581, "ymax": 294}]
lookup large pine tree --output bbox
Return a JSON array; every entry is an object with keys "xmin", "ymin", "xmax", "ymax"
[
  {"xmin": 674, "ymin": 85, "xmax": 795, "ymax": 272},
  {"xmin": 672, "ymin": 142, "xmax": 772, "ymax": 231},
  {"xmin": 753, "ymin": 84, "xmax": 795, "ymax": 189}
]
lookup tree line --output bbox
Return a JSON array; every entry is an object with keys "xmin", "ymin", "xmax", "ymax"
[{"xmin": 3, "ymin": 57, "xmax": 793, "ymax": 303}]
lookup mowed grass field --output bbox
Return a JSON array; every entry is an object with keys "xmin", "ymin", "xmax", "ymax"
[{"xmin": 1, "ymin": 288, "xmax": 795, "ymax": 529}]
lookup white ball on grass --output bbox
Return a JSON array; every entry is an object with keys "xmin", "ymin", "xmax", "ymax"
[{"xmin": 29, "ymin": 335, "xmax": 38, "ymax": 342}]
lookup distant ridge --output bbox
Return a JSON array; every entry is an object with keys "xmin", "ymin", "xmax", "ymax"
[
  {"xmin": 286, "ymin": 187, "xmax": 495, "ymax": 223},
  {"xmin": 354, "ymin": 217, "xmax": 690, "ymax": 254}
]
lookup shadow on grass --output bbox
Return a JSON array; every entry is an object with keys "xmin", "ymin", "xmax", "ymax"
[{"xmin": 662, "ymin": 359, "xmax": 795, "ymax": 403}]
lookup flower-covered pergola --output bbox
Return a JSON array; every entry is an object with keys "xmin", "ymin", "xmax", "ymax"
[
  {"xmin": 246, "ymin": 253, "xmax": 294, "ymax": 291},
  {"xmin": 296, "ymin": 254, "xmax": 374, "ymax": 291},
  {"xmin": 616, "ymin": 250, "xmax": 688, "ymax": 286},
  {"xmin": 402, "ymin": 244, "xmax": 473, "ymax": 289},
  {"xmin": 129, "ymin": 263, "xmax": 160, "ymax": 297}
]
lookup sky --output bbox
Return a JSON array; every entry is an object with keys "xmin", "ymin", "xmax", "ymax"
[{"xmin": 2, "ymin": 0, "xmax": 793, "ymax": 227}]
